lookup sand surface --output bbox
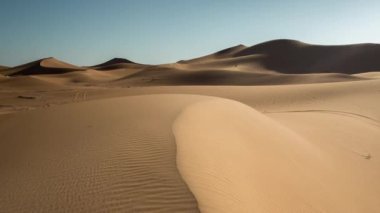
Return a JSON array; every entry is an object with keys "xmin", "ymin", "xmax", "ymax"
[{"xmin": 1, "ymin": 40, "xmax": 380, "ymax": 212}]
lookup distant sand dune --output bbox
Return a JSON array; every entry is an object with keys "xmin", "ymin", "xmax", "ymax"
[
  {"xmin": 178, "ymin": 44, "xmax": 247, "ymax": 64},
  {"xmin": 114, "ymin": 68, "xmax": 365, "ymax": 86},
  {"xmin": 89, "ymin": 58, "xmax": 147, "ymax": 71},
  {"xmin": 91, "ymin": 58, "xmax": 135, "ymax": 67},
  {"xmin": 4, "ymin": 57, "xmax": 84, "ymax": 76},
  {"xmin": 181, "ymin": 39, "xmax": 380, "ymax": 74},
  {"xmin": 3, "ymin": 40, "xmax": 380, "ymax": 86}
]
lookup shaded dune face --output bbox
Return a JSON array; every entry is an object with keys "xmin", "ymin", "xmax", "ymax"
[
  {"xmin": 92, "ymin": 58, "xmax": 135, "ymax": 66},
  {"xmin": 115, "ymin": 68, "xmax": 363, "ymax": 86},
  {"xmin": 181, "ymin": 39, "xmax": 380, "ymax": 74},
  {"xmin": 90, "ymin": 58, "xmax": 137, "ymax": 70},
  {"xmin": 233, "ymin": 40, "xmax": 380, "ymax": 74}
]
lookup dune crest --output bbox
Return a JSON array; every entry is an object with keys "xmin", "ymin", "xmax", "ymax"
[
  {"xmin": 90, "ymin": 58, "xmax": 137, "ymax": 70},
  {"xmin": 173, "ymin": 98, "xmax": 380, "ymax": 213}
]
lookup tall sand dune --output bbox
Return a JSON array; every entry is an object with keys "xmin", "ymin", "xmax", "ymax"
[
  {"xmin": 181, "ymin": 39, "xmax": 380, "ymax": 74},
  {"xmin": 4, "ymin": 57, "xmax": 84, "ymax": 76}
]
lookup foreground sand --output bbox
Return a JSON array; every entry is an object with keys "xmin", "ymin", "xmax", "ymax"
[{"xmin": 1, "ymin": 40, "xmax": 380, "ymax": 212}]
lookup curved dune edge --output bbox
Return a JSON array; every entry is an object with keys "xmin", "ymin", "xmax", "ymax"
[{"xmin": 173, "ymin": 98, "xmax": 380, "ymax": 213}]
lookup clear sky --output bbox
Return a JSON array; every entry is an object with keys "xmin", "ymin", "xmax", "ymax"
[{"xmin": 1, "ymin": 0, "xmax": 380, "ymax": 66}]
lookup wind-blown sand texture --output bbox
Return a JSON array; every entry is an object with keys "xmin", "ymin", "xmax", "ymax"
[{"xmin": 1, "ymin": 39, "xmax": 380, "ymax": 212}]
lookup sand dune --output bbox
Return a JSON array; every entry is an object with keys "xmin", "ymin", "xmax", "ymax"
[
  {"xmin": 3, "ymin": 57, "xmax": 84, "ymax": 76},
  {"xmin": 1, "ymin": 40, "xmax": 380, "ymax": 212},
  {"xmin": 174, "ymin": 97, "xmax": 380, "ymax": 212},
  {"xmin": 89, "ymin": 58, "xmax": 147, "ymax": 71},
  {"xmin": 178, "ymin": 44, "xmax": 247, "ymax": 64},
  {"xmin": 91, "ymin": 58, "xmax": 135, "ymax": 67},
  {"xmin": 236, "ymin": 40, "xmax": 380, "ymax": 74},
  {"xmin": 181, "ymin": 39, "xmax": 380, "ymax": 74}
]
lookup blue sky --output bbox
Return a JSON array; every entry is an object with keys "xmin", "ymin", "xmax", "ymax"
[{"xmin": 1, "ymin": 0, "xmax": 380, "ymax": 66}]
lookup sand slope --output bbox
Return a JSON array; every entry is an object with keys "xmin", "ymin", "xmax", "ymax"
[
  {"xmin": 174, "ymin": 97, "xmax": 380, "ymax": 212},
  {"xmin": 0, "ymin": 95, "xmax": 204, "ymax": 212}
]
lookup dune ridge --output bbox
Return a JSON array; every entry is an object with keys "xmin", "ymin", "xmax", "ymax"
[
  {"xmin": 173, "ymin": 97, "xmax": 380, "ymax": 212},
  {"xmin": 2, "ymin": 40, "xmax": 380, "ymax": 87}
]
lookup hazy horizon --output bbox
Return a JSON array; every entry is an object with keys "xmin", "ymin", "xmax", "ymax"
[{"xmin": 1, "ymin": 0, "xmax": 380, "ymax": 66}]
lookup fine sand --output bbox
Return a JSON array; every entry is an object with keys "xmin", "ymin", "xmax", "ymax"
[{"xmin": 1, "ymin": 40, "xmax": 380, "ymax": 212}]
